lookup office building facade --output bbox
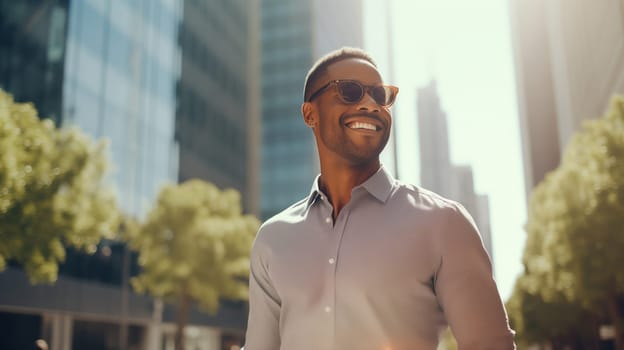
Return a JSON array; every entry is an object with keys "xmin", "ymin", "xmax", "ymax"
[
  {"xmin": 176, "ymin": 0, "xmax": 261, "ymax": 216},
  {"xmin": 62, "ymin": 0, "xmax": 181, "ymax": 217}
]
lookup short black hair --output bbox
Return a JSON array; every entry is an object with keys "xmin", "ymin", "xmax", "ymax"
[{"xmin": 303, "ymin": 47, "xmax": 377, "ymax": 102}]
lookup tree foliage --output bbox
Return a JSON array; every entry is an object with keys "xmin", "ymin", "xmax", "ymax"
[
  {"xmin": 508, "ymin": 95, "xmax": 624, "ymax": 348},
  {"xmin": 123, "ymin": 179, "xmax": 259, "ymax": 349},
  {"xmin": 0, "ymin": 89, "xmax": 120, "ymax": 283},
  {"xmin": 506, "ymin": 275, "xmax": 594, "ymax": 349}
]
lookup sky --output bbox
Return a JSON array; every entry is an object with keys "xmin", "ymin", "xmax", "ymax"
[{"xmin": 363, "ymin": 0, "xmax": 527, "ymax": 300}]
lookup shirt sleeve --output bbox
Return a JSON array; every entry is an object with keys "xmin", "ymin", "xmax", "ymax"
[
  {"xmin": 244, "ymin": 234, "xmax": 281, "ymax": 350},
  {"xmin": 434, "ymin": 203, "xmax": 516, "ymax": 350}
]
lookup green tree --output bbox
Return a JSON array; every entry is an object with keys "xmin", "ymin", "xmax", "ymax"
[
  {"xmin": 509, "ymin": 95, "xmax": 624, "ymax": 348},
  {"xmin": 0, "ymin": 89, "xmax": 119, "ymax": 283},
  {"xmin": 123, "ymin": 179, "xmax": 259, "ymax": 350},
  {"xmin": 507, "ymin": 275, "xmax": 594, "ymax": 349},
  {"xmin": 558, "ymin": 95, "xmax": 624, "ymax": 348}
]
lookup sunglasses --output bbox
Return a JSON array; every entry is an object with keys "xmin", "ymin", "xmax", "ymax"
[{"xmin": 307, "ymin": 80, "xmax": 399, "ymax": 107}]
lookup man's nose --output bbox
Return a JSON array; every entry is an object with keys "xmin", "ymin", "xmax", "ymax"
[{"xmin": 356, "ymin": 92, "xmax": 380, "ymax": 112}]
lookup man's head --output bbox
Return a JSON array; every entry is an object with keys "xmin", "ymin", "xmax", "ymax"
[
  {"xmin": 303, "ymin": 47, "xmax": 378, "ymax": 103},
  {"xmin": 301, "ymin": 47, "xmax": 398, "ymax": 168}
]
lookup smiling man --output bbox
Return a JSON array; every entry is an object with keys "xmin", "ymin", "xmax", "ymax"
[{"xmin": 244, "ymin": 47, "xmax": 516, "ymax": 350}]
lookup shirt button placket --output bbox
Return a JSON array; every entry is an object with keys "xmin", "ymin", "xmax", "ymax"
[
  {"xmin": 330, "ymin": 207, "xmax": 351, "ymax": 347},
  {"xmin": 327, "ymin": 209, "xmax": 338, "ymax": 348}
]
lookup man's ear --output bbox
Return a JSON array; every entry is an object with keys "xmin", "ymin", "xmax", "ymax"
[{"xmin": 301, "ymin": 102, "xmax": 317, "ymax": 128}]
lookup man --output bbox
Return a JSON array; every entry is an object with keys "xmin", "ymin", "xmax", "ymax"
[{"xmin": 245, "ymin": 47, "xmax": 516, "ymax": 350}]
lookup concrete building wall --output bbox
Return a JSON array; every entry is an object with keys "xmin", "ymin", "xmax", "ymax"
[
  {"xmin": 509, "ymin": 0, "xmax": 624, "ymax": 196},
  {"xmin": 508, "ymin": 0, "xmax": 561, "ymax": 197},
  {"xmin": 546, "ymin": 0, "xmax": 624, "ymax": 150}
]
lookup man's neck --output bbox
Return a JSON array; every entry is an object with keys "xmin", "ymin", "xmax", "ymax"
[{"xmin": 318, "ymin": 159, "xmax": 381, "ymax": 220}]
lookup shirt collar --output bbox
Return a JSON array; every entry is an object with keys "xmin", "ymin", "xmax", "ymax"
[
  {"xmin": 306, "ymin": 166, "xmax": 395, "ymax": 208},
  {"xmin": 306, "ymin": 174, "xmax": 323, "ymax": 208},
  {"xmin": 356, "ymin": 166, "xmax": 395, "ymax": 202}
]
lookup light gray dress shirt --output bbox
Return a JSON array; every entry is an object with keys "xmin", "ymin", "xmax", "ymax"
[{"xmin": 245, "ymin": 167, "xmax": 515, "ymax": 350}]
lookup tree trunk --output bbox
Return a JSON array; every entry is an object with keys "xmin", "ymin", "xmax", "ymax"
[
  {"xmin": 607, "ymin": 295, "xmax": 624, "ymax": 350},
  {"xmin": 174, "ymin": 293, "xmax": 191, "ymax": 350}
]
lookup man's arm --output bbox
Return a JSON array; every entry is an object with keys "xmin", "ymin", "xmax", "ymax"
[
  {"xmin": 244, "ymin": 237, "xmax": 281, "ymax": 350},
  {"xmin": 434, "ymin": 203, "xmax": 516, "ymax": 350}
]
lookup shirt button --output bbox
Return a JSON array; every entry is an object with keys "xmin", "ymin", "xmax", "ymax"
[
  {"xmin": 325, "ymin": 217, "xmax": 331, "ymax": 224},
  {"xmin": 320, "ymin": 195, "xmax": 324, "ymax": 201},
  {"xmin": 324, "ymin": 306, "xmax": 332, "ymax": 313},
  {"xmin": 328, "ymin": 258, "xmax": 335, "ymax": 264}
]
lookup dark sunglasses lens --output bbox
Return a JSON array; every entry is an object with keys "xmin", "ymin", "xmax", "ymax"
[
  {"xmin": 372, "ymin": 86, "xmax": 395, "ymax": 106},
  {"xmin": 371, "ymin": 87, "xmax": 388, "ymax": 105},
  {"xmin": 338, "ymin": 82, "xmax": 364, "ymax": 103}
]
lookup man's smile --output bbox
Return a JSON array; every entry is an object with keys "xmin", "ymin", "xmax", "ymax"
[
  {"xmin": 347, "ymin": 121, "xmax": 379, "ymax": 131},
  {"xmin": 342, "ymin": 113, "xmax": 386, "ymax": 133}
]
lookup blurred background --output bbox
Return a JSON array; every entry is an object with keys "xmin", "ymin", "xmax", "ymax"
[{"xmin": 1, "ymin": 0, "xmax": 623, "ymax": 349}]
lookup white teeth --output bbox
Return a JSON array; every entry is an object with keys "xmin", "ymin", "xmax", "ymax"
[{"xmin": 349, "ymin": 122, "xmax": 377, "ymax": 131}]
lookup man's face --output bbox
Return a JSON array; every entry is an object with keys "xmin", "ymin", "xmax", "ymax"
[{"xmin": 305, "ymin": 58, "xmax": 392, "ymax": 167}]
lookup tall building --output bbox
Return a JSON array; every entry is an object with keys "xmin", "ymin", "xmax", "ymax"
[
  {"xmin": 260, "ymin": 0, "xmax": 363, "ymax": 220},
  {"xmin": 509, "ymin": 0, "xmax": 624, "ymax": 196},
  {"xmin": 0, "ymin": 1, "xmax": 68, "ymax": 126},
  {"xmin": 62, "ymin": 0, "xmax": 181, "ymax": 217},
  {"xmin": 176, "ymin": 0, "xmax": 261, "ymax": 215},
  {"xmin": 0, "ymin": 0, "xmax": 259, "ymax": 348},
  {"xmin": 416, "ymin": 80, "xmax": 453, "ymax": 198},
  {"xmin": 416, "ymin": 81, "xmax": 494, "ymax": 260}
]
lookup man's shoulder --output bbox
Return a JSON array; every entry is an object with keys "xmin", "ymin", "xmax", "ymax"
[
  {"xmin": 393, "ymin": 182, "xmax": 479, "ymax": 241},
  {"xmin": 257, "ymin": 196, "xmax": 310, "ymax": 236},
  {"xmin": 393, "ymin": 181, "xmax": 461, "ymax": 212}
]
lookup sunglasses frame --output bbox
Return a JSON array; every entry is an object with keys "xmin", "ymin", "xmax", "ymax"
[{"xmin": 307, "ymin": 79, "xmax": 399, "ymax": 107}]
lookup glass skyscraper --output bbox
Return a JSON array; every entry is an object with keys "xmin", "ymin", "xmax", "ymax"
[
  {"xmin": 261, "ymin": 0, "xmax": 315, "ymax": 220},
  {"xmin": 63, "ymin": 0, "xmax": 181, "ymax": 217}
]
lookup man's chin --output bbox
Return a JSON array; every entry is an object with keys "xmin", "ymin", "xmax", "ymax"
[{"xmin": 343, "ymin": 149, "xmax": 385, "ymax": 167}]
